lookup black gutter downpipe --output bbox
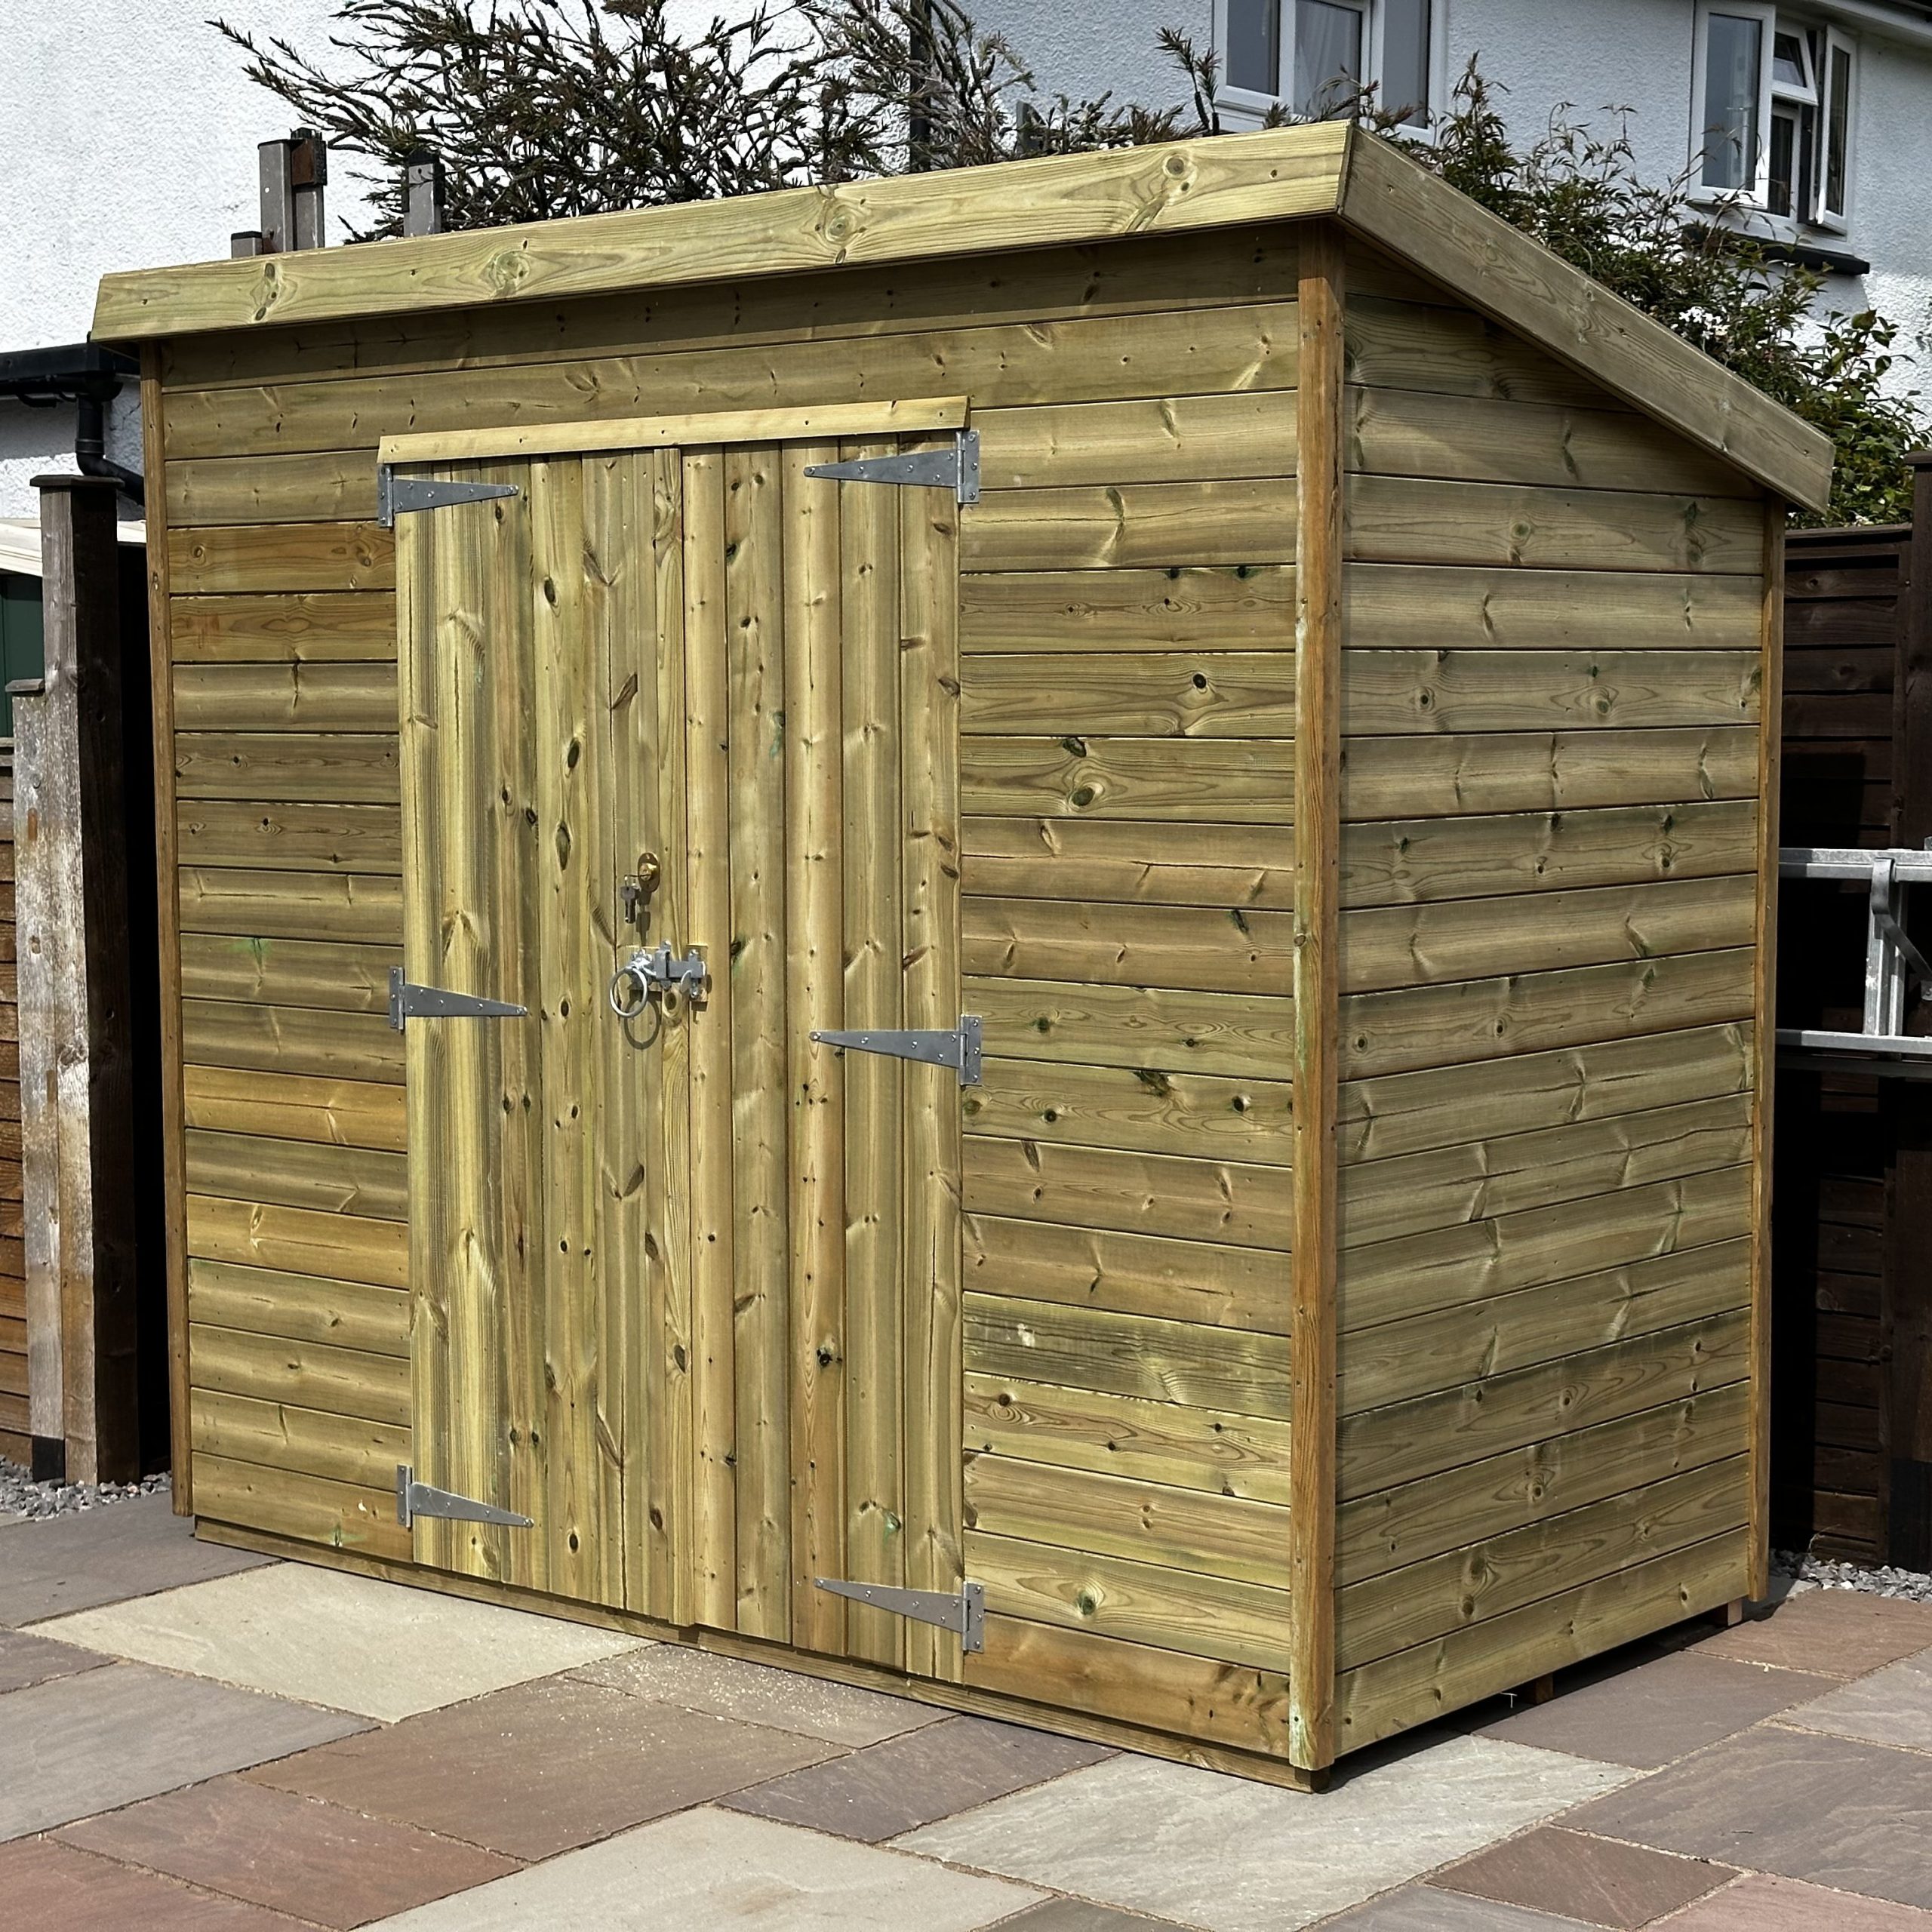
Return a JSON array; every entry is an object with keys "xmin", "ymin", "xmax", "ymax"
[
  {"xmin": 74, "ymin": 389, "xmax": 144, "ymax": 506},
  {"xmin": 0, "ymin": 343, "xmax": 143, "ymax": 509}
]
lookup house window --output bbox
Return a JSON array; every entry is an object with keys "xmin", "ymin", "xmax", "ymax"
[
  {"xmin": 1218, "ymin": 0, "xmax": 1435, "ymax": 128},
  {"xmin": 1694, "ymin": 7, "xmax": 1857, "ymax": 232}
]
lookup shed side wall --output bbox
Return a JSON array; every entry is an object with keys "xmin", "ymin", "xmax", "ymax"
[{"xmin": 1331, "ymin": 240, "xmax": 1769, "ymax": 1755}]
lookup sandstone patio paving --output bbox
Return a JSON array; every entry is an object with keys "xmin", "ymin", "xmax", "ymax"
[
  {"xmin": 724, "ymin": 1712, "xmax": 1112, "ymax": 1841},
  {"xmin": 1428, "ymin": 1825, "xmax": 1733, "ymax": 1927},
  {"xmin": 0, "ymin": 1493, "xmax": 268, "ymax": 1626},
  {"xmin": 1002, "ymin": 1900, "xmax": 1198, "ymax": 1929},
  {"xmin": 31, "ymin": 1561, "xmax": 642, "ymax": 1720},
  {"xmin": 1690, "ymin": 1589, "xmax": 1932, "ymax": 1678},
  {"xmin": 1778, "ymin": 1647, "xmax": 1932, "ymax": 1752},
  {"xmin": 358, "ymin": 1805, "xmax": 1043, "ymax": 1930},
  {"xmin": 1562, "ymin": 1724, "xmax": 1932, "ymax": 1909},
  {"xmin": 57, "ymin": 1775, "xmax": 521, "ymax": 1927},
  {"xmin": 574, "ymin": 1642, "xmax": 947, "ymax": 1746},
  {"xmin": 898, "ymin": 1735, "xmax": 1635, "ymax": 1932},
  {"xmin": 0, "ymin": 1836, "xmax": 312, "ymax": 1930},
  {"xmin": 248, "ymin": 1672, "xmax": 838, "ymax": 1860},
  {"xmin": 0, "ymin": 1660, "xmax": 368, "ymax": 1841},
  {"xmin": 1320, "ymin": 1889, "xmax": 1595, "ymax": 1929},
  {"xmin": 1478, "ymin": 1650, "xmax": 1838, "ymax": 1769},
  {"xmin": 0, "ymin": 1627, "xmax": 109, "ymax": 1694},
  {"xmin": 1653, "ymin": 1872, "xmax": 1932, "ymax": 1927}
]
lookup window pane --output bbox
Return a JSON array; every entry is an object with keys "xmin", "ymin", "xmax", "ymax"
[
  {"xmin": 1701, "ymin": 12, "xmax": 1763, "ymax": 190},
  {"xmin": 1826, "ymin": 43, "xmax": 1851, "ymax": 213},
  {"xmin": 1296, "ymin": 0, "xmax": 1363, "ymax": 117},
  {"xmin": 1768, "ymin": 103, "xmax": 1795, "ymax": 214},
  {"xmin": 1380, "ymin": 0, "xmax": 1431, "ymax": 125},
  {"xmin": 1226, "ymin": 0, "xmax": 1281, "ymax": 94},
  {"xmin": 1771, "ymin": 29, "xmax": 1807, "ymax": 91}
]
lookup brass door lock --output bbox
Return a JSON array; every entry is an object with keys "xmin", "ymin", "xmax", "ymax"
[{"xmin": 620, "ymin": 851, "xmax": 663, "ymax": 927}]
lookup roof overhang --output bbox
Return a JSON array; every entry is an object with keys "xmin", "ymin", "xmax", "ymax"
[{"xmin": 90, "ymin": 122, "xmax": 1832, "ymax": 511}]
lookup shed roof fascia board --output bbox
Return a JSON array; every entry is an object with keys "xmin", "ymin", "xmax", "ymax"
[
  {"xmin": 91, "ymin": 121, "xmax": 1349, "ymax": 343},
  {"xmin": 90, "ymin": 118, "xmax": 1831, "ymax": 509}
]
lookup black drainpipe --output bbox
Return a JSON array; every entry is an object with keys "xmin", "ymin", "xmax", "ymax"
[{"xmin": 0, "ymin": 343, "xmax": 143, "ymax": 507}]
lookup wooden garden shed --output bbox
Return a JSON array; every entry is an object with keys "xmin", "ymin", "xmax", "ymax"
[{"xmin": 93, "ymin": 121, "xmax": 1831, "ymax": 1786}]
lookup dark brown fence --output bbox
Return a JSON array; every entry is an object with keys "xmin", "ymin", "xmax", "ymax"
[{"xmin": 1774, "ymin": 474, "xmax": 1932, "ymax": 1567}]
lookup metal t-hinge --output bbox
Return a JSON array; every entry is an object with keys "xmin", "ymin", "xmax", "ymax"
[
  {"xmin": 377, "ymin": 469, "xmax": 521, "ymax": 527},
  {"xmin": 804, "ymin": 429, "xmax": 980, "ymax": 504},
  {"xmin": 810, "ymin": 1015, "xmax": 983, "ymax": 1085},
  {"xmin": 814, "ymin": 1577, "xmax": 986, "ymax": 1651},
  {"xmin": 389, "ymin": 968, "xmax": 528, "ymax": 1032},
  {"xmin": 395, "ymin": 1465, "xmax": 534, "ymax": 1529}
]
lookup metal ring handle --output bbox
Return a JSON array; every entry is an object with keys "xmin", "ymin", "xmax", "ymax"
[{"xmin": 608, "ymin": 961, "xmax": 652, "ymax": 1021}]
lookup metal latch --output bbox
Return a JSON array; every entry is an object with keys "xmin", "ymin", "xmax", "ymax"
[
  {"xmin": 810, "ymin": 1016, "xmax": 983, "ymax": 1085},
  {"xmin": 377, "ymin": 469, "xmax": 520, "ymax": 527},
  {"xmin": 389, "ymin": 968, "xmax": 528, "ymax": 1032},
  {"xmin": 396, "ymin": 1465, "xmax": 534, "ymax": 1529},
  {"xmin": 608, "ymin": 941, "xmax": 710, "ymax": 1019},
  {"xmin": 814, "ymin": 1577, "xmax": 986, "ymax": 1651},
  {"xmin": 804, "ymin": 430, "xmax": 980, "ymax": 505}
]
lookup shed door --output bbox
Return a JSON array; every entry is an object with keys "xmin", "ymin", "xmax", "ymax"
[{"xmin": 396, "ymin": 432, "xmax": 964, "ymax": 1673}]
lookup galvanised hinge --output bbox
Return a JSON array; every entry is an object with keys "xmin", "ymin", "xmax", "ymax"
[
  {"xmin": 814, "ymin": 1577, "xmax": 986, "ymax": 1651},
  {"xmin": 389, "ymin": 968, "xmax": 528, "ymax": 1032},
  {"xmin": 809, "ymin": 1015, "xmax": 983, "ymax": 1085},
  {"xmin": 804, "ymin": 429, "xmax": 980, "ymax": 505},
  {"xmin": 395, "ymin": 1465, "xmax": 534, "ymax": 1529},
  {"xmin": 377, "ymin": 469, "xmax": 520, "ymax": 527}
]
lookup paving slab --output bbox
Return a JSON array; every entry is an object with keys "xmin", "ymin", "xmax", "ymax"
[
  {"xmin": 31, "ymin": 1559, "xmax": 642, "ymax": 1720},
  {"xmin": 1478, "ymin": 1651, "xmax": 1838, "ymax": 1769},
  {"xmin": 1319, "ymin": 1888, "xmax": 1595, "ymax": 1930},
  {"xmin": 58, "ymin": 1775, "xmax": 521, "ymax": 1928},
  {"xmin": 0, "ymin": 1836, "xmax": 312, "ymax": 1930},
  {"xmin": 1562, "ymin": 1724, "xmax": 1932, "ymax": 1909},
  {"xmin": 574, "ymin": 1642, "xmax": 947, "ymax": 1746},
  {"xmin": 0, "ymin": 1627, "xmax": 109, "ymax": 1694},
  {"xmin": 1001, "ymin": 1900, "xmax": 1198, "ymax": 1930},
  {"xmin": 0, "ymin": 1492, "xmax": 269, "ymax": 1626},
  {"xmin": 1429, "ymin": 1826, "xmax": 1732, "ymax": 1927},
  {"xmin": 248, "ymin": 1672, "xmax": 838, "ymax": 1860},
  {"xmin": 1652, "ymin": 1873, "xmax": 1932, "ymax": 1927},
  {"xmin": 898, "ymin": 1734, "xmax": 1635, "ymax": 1932},
  {"xmin": 1779, "ymin": 1647, "xmax": 1932, "ymax": 1752},
  {"xmin": 358, "ymin": 1804, "xmax": 1041, "ymax": 1930},
  {"xmin": 0, "ymin": 1660, "xmax": 367, "ymax": 1841},
  {"xmin": 1690, "ymin": 1589, "xmax": 1932, "ymax": 1679},
  {"xmin": 726, "ymin": 1712, "xmax": 1112, "ymax": 1841}
]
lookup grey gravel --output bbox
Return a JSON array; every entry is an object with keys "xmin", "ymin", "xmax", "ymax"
[
  {"xmin": 1772, "ymin": 1546, "xmax": 1932, "ymax": 1602},
  {"xmin": 0, "ymin": 1457, "xmax": 170, "ymax": 1523}
]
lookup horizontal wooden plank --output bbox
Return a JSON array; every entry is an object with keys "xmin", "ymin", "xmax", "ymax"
[
  {"xmin": 960, "ymin": 565, "xmax": 1293, "ymax": 654},
  {"xmin": 1338, "ymin": 1310, "xmax": 1751, "ymax": 1501},
  {"xmin": 181, "ymin": 1065, "xmax": 408, "ymax": 1151},
  {"xmin": 963, "ymin": 737, "xmax": 1292, "ymax": 823},
  {"xmin": 187, "ymin": 1195, "xmax": 410, "ymax": 1288},
  {"xmin": 168, "ymin": 523, "xmax": 394, "ymax": 595},
  {"xmin": 192, "ymin": 1387, "xmax": 409, "ymax": 1490},
  {"xmin": 186, "ymin": 1128, "xmax": 408, "ymax": 1221},
  {"xmin": 965, "ymin": 897, "xmax": 1291, "ymax": 995},
  {"xmin": 1340, "ymin": 875, "xmax": 1759, "ymax": 995},
  {"xmin": 964, "ymin": 1137, "xmax": 1292, "ymax": 1250},
  {"xmin": 1337, "ymin": 1454, "xmax": 1750, "ymax": 1671},
  {"xmin": 1346, "ymin": 293, "xmax": 1611, "ymax": 410},
  {"xmin": 964, "ymin": 1451, "xmax": 1291, "ymax": 1586},
  {"xmin": 970, "ymin": 977, "xmax": 1293, "ymax": 1080},
  {"xmin": 963, "ymin": 817, "xmax": 1294, "ymax": 910},
  {"xmin": 976, "ymin": 391, "xmax": 1297, "ymax": 490},
  {"xmin": 1340, "ymin": 801, "xmax": 1758, "ymax": 910},
  {"xmin": 1339, "ymin": 1236, "xmax": 1750, "ymax": 1417},
  {"xmin": 179, "ymin": 869, "xmax": 403, "ymax": 944},
  {"xmin": 176, "ymin": 733, "xmax": 400, "ymax": 804},
  {"xmin": 965, "ymin": 1291, "xmax": 1291, "ymax": 1419},
  {"xmin": 181, "ymin": 933, "xmax": 399, "ymax": 1011},
  {"xmin": 1341, "ymin": 1164, "xmax": 1752, "ymax": 1334},
  {"xmin": 968, "ymin": 1529, "xmax": 1292, "ymax": 1672},
  {"xmin": 190, "ymin": 1321, "xmax": 411, "ymax": 1425},
  {"xmin": 1339, "ymin": 1023, "xmax": 1753, "ymax": 1163},
  {"xmin": 1343, "ymin": 727, "xmax": 1761, "ymax": 822},
  {"xmin": 965, "ymin": 1056, "xmax": 1291, "ymax": 1165},
  {"xmin": 964, "ymin": 1372, "xmax": 1293, "ymax": 1503},
  {"xmin": 961, "ymin": 652, "xmax": 1294, "ymax": 740},
  {"xmin": 963, "ymin": 480, "xmax": 1295, "ymax": 573},
  {"xmin": 186, "ymin": 1256, "xmax": 409, "ymax": 1356},
  {"xmin": 171, "ymin": 593, "xmax": 398, "ymax": 663},
  {"xmin": 1340, "ymin": 947, "xmax": 1757, "ymax": 1081},
  {"xmin": 181, "ymin": 1000, "xmax": 405, "ymax": 1083},
  {"xmin": 174, "ymin": 663, "xmax": 398, "ymax": 733},
  {"xmin": 189, "ymin": 1451, "xmax": 411, "ymax": 1562},
  {"xmin": 170, "ymin": 452, "xmax": 375, "ymax": 528},
  {"xmin": 177, "ymin": 801, "xmax": 403, "ymax": 875},
  {"xmin": 1338, "ymin": 1380, "xmax": 1752, "ymax": 1585}
]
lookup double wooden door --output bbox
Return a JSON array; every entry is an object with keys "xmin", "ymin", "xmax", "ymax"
[{"xmin": 393, "ymin": 408, "xmax": 964, "ymax": 1675}]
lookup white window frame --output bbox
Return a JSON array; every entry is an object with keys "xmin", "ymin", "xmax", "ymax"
[
  {"xmin": 1213, "ymin": 0, "xmax": 1447, "ymax": 135},
  {"xmin": 1692, "ymin": 0, "xmax": 1778, "ymax": 206},
  {"xmin": 1814, "ymin": 23, "xmax": 1857, "ymax": 232}
]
